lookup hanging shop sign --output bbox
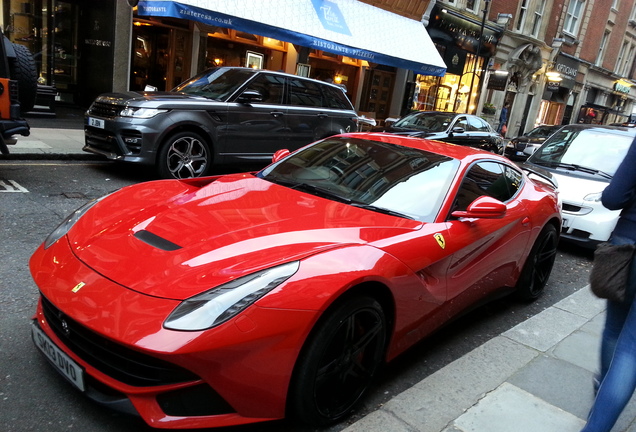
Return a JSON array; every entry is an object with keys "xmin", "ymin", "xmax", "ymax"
[
  {"xmin": 487, "ymin": 71, "xmax": 508, "ymax": 91},
  {"xmin": 614, "ymin": 80, "xmax": 631, "ymax": 95},
  {"xmin": 552, "ymin": 54, "xmax": 579, "ymax": 89}
]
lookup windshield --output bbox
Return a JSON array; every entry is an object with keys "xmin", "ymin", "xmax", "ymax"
[
  {"xmin": 172, "ymin": 68, "xmax": 256, "ymax": 100},
  {"xmin": 528, "ymin": 127, "xmax": 635, "ymax": 177},
  {"xmin": 526, "ymin": 126, "xmax": 559, "ymax": 138},
  {"xmin": 259, "ymin": 137, "xmax": 460, "ymax": 222},
  {"xmin": 393, "ymin": 112, "xmax": 454, "ymax": 132}
]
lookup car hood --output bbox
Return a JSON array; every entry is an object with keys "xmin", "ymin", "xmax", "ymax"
[
  {"xmin": 94, "ymin": 91, "xmax": 213, "ymax": 107},
  {"xmin": 67, "ymin": 174, "xmax": 421, "ymax": 300}
]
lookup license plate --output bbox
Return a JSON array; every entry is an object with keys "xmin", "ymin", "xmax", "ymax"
[
  {"xmin": 87, "ymin": 117, "xmax": 105, "ymax": 129},
  {"xmin": 516, "ymin": 151, "xmax": 525, "ymax": 156},
  {"xmin": 562, "ymin": 217, "xmax": 570, "ymax": 229},
  {"xmin": 32, "ymin": 323, "xmax": 85, "ymax": 391}
]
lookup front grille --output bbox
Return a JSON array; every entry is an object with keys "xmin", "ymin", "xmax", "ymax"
[
  {"xmin": 85, "ymin": 128, "xmax": 122, "ymax": 155},
  {"xmin": 562, "ymin": 203, "xmax": 583, "ymax": 213},
  {"xmin": 40, "ymin": 295, "xmax": 199, "ymax": 387},
  {"xmin": 88, "ymin": 102, "xmax": 122, "ymax": 119},
  {"xmin": 157, "ymin": 384, "xmax": 235, "ymax": 416}
]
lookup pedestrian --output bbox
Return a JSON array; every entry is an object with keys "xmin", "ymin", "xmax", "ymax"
[
  {"xmin": 580, "ymin": 136, "xmax": 636, "ymax": 432},
  {"xmin": 497, "ymin": 102, "xmax": 509, "ymax": 134}
]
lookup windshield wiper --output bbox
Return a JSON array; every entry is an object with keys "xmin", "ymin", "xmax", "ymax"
[
  {"xmin": 350, "ymin": 203, "xmax": 414, "ymax": 219},
  {"xmin": 265, "ymin": 176, "xmax": 353, "ymax": 203},
  {"xmin": 540, "ymin": 161, "xmax": 612, "ymax": 179}
]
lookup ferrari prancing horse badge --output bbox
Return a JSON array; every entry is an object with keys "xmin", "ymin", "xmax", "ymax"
[{"xmin": 434, "ymin": 233, "xmax": 446, "ymax": 249}]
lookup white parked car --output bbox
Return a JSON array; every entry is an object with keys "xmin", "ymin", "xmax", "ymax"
[{"xmin": 522, "ymin": 124, "xmax": 636, "ymax": 248}]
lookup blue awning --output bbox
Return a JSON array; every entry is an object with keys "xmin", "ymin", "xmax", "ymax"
[{"xmin": 137, "ymin": 0, "xmax": 447, "ymax": 76}]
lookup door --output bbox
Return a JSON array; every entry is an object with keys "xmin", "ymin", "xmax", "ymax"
[
  {"xmin": 222, "ymin": 72, "xmax": 288, "ymax": 160},
  {"xmin": 361, "ymin": 69, "xmax": 395, "ymax": 121},
  {"xmin": 443, "ymin": 162, "xmax": 530, "ymax": 313},
  {"xmin": 285, "ymin": 77, "xmax": 333, "ymax": 150}
]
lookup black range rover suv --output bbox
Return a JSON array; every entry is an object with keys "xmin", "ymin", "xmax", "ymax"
[{"xmin": 84, "ymin": 67, "xmax": 359, "ymax": 179}]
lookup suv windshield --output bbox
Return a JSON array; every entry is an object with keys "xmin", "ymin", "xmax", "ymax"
[
  {"xmin": 173, "ymin": 68, "xmax": 256, "ymax": 100},
  {"xmin": 527, "ymin": 127, "xmax": 635, "ymax": 178},
  {"xmin": 393, "ymin": 112, "xmax": 454, "ymax": 132},
  {"xmin": 259, "ymin": 136, "xmax": 460, "ymax": 222}
]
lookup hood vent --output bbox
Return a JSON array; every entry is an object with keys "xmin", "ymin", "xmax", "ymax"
[{"xmin": 134, "ymin": 230, "xmax": 182, "ymax": 251}]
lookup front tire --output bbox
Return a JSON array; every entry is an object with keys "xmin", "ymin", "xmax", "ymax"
[
  {"xmin": 290, "ymin": 296, "xmax": 387, "ymax": 426},
  {"xmin": 516, "ymin": 224, "xmax": 558, "ymax": 300},
  {"xmin": 157, "ymin": 131, "xmax": 212, "ymax": 179}
]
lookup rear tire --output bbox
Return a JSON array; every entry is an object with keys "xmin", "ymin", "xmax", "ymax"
[
  {"xmin": 157, "ymin": 131, "xmax": 212, "ymax": 179},
  {"xmin": 290, "ymin": 296, "xmax": 387, "ymax": 426},
  {"xmin": 515, "ymin": 224, "xmax": 558, "ymax": 301}
]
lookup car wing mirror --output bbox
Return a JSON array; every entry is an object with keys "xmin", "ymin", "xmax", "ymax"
[
  {"xmin": 237, "ymin": 90, "xmax": 264, "ymax": 104},
  {"xmin": 451, "ymin": 196, "xmax": 507, "ymax": 219},
  {"xmin": 272, "ymin": 149, "xmax": 290, "ymax": 163},
  {"xmin": 384, "ymin": 117, "xmax": 398, "ymax": 127},
  {"xmin": 451, "ymin": 126, "xmax": 465, "ymax": 134}
]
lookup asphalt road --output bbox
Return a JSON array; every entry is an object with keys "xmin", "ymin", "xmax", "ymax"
[{"xmin": 0, "ymin": 160, "xmax": 593, "ymax": 432}]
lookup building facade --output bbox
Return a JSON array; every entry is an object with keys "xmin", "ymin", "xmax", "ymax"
[{"xmin": 1, "ymin": 0, "xmax": 635, "ymax": 135}]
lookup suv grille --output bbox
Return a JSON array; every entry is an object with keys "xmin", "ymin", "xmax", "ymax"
[
  {"xmin": 88, "ymin": 102, "xmax": 122, "ymax": 119},
  {"xmin": 40, "ymin": 294, "xmax": 199, "ymax": 387}
]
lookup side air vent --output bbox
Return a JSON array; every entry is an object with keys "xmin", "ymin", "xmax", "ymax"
[{"xmin": 134, "ymin": 230, "xmax": 182, "ymax": 251}]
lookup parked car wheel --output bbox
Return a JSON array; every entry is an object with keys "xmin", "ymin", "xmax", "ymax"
[
  {"xmin": 158, "ymin": 131, "xmax": 212, "ymax": 179},
  {"xmin": 291, "ymin": 295, "xmax": 387, "ymax": 426},
  {"xmin": 9, "ymin": 42, "xmax": 38, "ymax": 112},
  {"xmin": 515, "ymin": 224, "xmax": 558, "ymax": 300}
]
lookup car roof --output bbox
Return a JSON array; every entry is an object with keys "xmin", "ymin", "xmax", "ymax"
[
  {"xmin": 211, "ymin": 66, "xmax": 349, "ymax": 92},
  {"xmin": 558, "ymin": 123, "xmax": 636, "ymax": 136}
]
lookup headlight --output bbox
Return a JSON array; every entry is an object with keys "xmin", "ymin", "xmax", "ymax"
[
  {"xmin": 119, "ymin": 107, "xmax": 167, "ymax": 118},
  {"xmin": 43, "ymin": 196, "xmax": 107, "ymax": 249},
  {"xmin": 165, "ymin": 261, "xmax": 300, "ymax": 331},
  {"xmin": 584, "ymin": 192, "xmax": 603, "ymax": 202}
]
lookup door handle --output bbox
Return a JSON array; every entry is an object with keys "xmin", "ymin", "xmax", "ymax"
[
  {"xmin": 317, "ymin": 113, "xmax": 329, "ymax": 118},
  {"xmin": 270, "ymin": 111, "xmax": 284, "ymax": 118},
  {"xmin": 521, "ymin": 216, "xmax": 530, "ymax": 226}
]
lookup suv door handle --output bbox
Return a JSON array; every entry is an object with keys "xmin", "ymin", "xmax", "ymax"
[
  {"xmin": 317, "ymin": 113, "xmax": 329, "ymax": 118},
  {"xmin": 270, "ymin": 111, "xmax": 284, "ymax": 118}
]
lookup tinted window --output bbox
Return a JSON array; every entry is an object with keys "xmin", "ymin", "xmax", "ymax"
[
  {"xmin": 322, "ymin": 85, "xmax": 354, "ymax": 110},
  {"xmin": 288, "ymin": 78, "xmax": 323, "ymax": 107},
  {"xmin": 453, "ymin": 162, "xmax": 520, "ymax": 212},
  {"xmin": 454, "ymin": 116, "xmax": 469, "ymax": 131},
  {"xmin": 242, "ymin": 73, "xmax": 285, "ymax": 104}
]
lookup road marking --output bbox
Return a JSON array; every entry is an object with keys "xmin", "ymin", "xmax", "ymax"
[{"xmin": 0, "ymin": 180, "xmax": 29, "ymax": 192}]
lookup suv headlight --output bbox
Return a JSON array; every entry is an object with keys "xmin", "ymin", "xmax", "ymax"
[
  {"xmin": 119, "ymin": 107, "xmax": 167, "ymax": 118},
  {"xmin": 165, "ymin": 261, "xmax": 300, "ymax": 331}
]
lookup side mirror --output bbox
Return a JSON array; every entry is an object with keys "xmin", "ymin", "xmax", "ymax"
[
  {"xmin": 384, "ymin": 117, "xmax": 398, "ymax": 127},
  {"xmin": 237, "ymin": 90, "xmax": 263, "ymax": 104},
  {"xmin": 451, "ymin": 126, "xmax": 465, "ymax": 134},
  {"xmin": 451, "ymin": 196, "xmax": 507, "ymax": 219},
  {"xmin": 272, "ymin": 149, "xmax": 290, "ymax": 163}
]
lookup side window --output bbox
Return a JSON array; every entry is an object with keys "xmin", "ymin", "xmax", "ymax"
[
  {"xmin": 454, "ymin": 116, "xmax": 469, "ymax": 131},
  {"xmin": 468, "ymin": 116, "xmax": 490, "ymax": 132},
  {"xmin": 453, "ymin": 162, "xmax": 520, "ymax": 213},
  {"xmin": 242, "ymin": 73, "xmax": 285, "ymax": 104},
  {"xmin": 322, "ymin": 85, "xmax": 354, "ymax": 110},
  {"xmin": 287, "ymin": 78, "xmax": 323, "ymax": 107}
]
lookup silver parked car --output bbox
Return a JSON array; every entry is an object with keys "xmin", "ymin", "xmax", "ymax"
[{"xmin": 84, "ymin": 67, "xmax": 358, "ymax": 179}]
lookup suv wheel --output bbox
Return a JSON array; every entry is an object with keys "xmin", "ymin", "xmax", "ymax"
[{"xmin": 157, "ymin": 131, "xmax": 212, "ymax": 179}]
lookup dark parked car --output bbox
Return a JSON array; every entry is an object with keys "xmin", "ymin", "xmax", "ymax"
[
  {"xmin": 374, "ymin": 111, "xmax": 504, "ymax": 154},
  {"xmin": 504, "ymin": 125, "xmax": 562, "ymax": 161},
  {"xmin": 84, "ymin": 67, "xmax": 358, "ymax": 179}
]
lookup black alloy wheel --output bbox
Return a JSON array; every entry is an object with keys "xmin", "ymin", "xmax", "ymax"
[
  {"xmin": 516, "ymin": 224, "xmax": 559, "ymax": 300},
  {"xmin": 290, "ymin": 296, "xmax": 387, "ymax": 426},
  {"xmin": 158, "ymin": 131, "xmax": 211, "ymax": 179}
]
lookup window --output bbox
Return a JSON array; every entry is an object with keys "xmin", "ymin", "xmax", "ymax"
[
  {"xmin": 531, "ymin": 2, "xmax": 545, "ymax": 37},
  {"xmin": 616, "ymin": 41, "xmax": 629, "ymax": 75},
  {"xmin": 454, "ymin": 116, "xmax": 469, "ymax": 131},
  {"xmin": 244, "ymin": 73, "xmax": 285, "ymax": 104},
  {"xmin": 596, "ymin": 31, "xmax": 609, "ymax": 66},
  {"xmin": 622, "ymin": 44, "xmax": 636, "ymax": 76},
  {"xmin": 467, "ymin": 0, "xmax": 478, "ymax": 14},
  {"xmin": 322, "ymin": 85, "xmax": 354, "ymax": 110},
  {"xmin": 611, "ymin": 0, "xmax": 619, "ymax": 10},
  {"xmin": 287, "ymin": 78, "xmax": 323, "ymax": 107},
  {"xmin": 468, "ymin": 116, "xmax": 490, "ymax": 132},
  {"xmin": 452, "ymin": 162, "xmax": 522, "ymax": 213},
  {"xmin": 564, "ymin": 0, "xmax": 585, "ymax": 36},
  {"xmin": 516, "ymin": 0, "xmax": 528, "ymax": 32}
]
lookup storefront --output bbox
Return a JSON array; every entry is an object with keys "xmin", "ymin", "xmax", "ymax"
[
  {"xmin": 2, "ymin": 0, "xmax": 120, "ymax": 106},
  {"xmin": 411, "ymin": 4, "xmax": 503, "ymax": 115},
  {"xmin": 577, "ymin": 80, "xmax": 634, "ymax": 125},
  {"xmin": 134, "ymin": 0, "xmax": 446, "ymax": 119},
  {"xmin": 537, "ymin": 53, "xmax": 579, "ymax": 126}
]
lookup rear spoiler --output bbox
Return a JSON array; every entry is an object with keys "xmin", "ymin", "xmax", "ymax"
[{"xmin": 521, "ymin": 165, "xmax": 558, "ymax": 189}]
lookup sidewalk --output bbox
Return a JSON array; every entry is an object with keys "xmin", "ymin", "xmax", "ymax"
[
  {"xmin": 344, "ymin": 286, "xmax": 636, "ymax": 432},
  {"xmin": 4, "ymin": 116, "xmax": 636, "ymax": 432}
]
